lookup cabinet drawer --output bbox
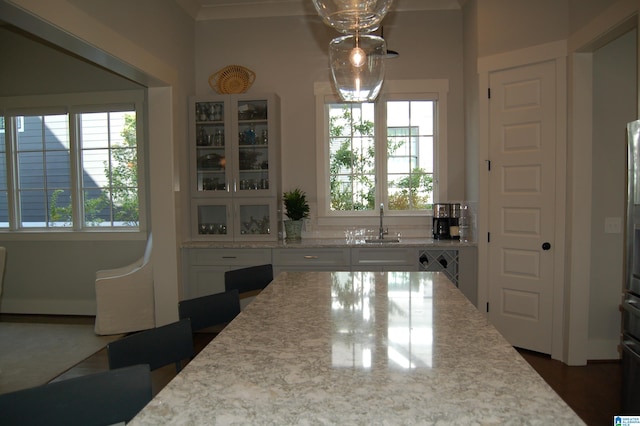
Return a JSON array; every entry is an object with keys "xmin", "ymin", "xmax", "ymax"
[
  {"xmin": 273, "ymin": 248, "xmax": 350, "ymax": 266},
  {"xmin": 351, "ymin": 248, "xmax": 417, "ymax": 267},
  {"xmin": 189, "ymin": 248, "xmax": 271, "ymax": 266}
]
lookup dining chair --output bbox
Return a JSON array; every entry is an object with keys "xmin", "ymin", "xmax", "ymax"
[
  {"xmin": 178, "ymin": 288, "xmax": 241, "ymax": 334},
  {"xmin": 224, "ymin": 263, "xmax": 273, "ymax": 309},
  {"xmin": 0, "ymin": 364, "xmax": 152, "ymax": 426},
  {"xmin": 107, "ymin": 318, "xmax": 194, "ymax": 373}
]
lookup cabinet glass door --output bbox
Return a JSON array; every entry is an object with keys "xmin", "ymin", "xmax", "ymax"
[
  {"xmin": 195, "ymin": 100, "xmax": 228, "ymax": 193},
  {"xmin": 236, "ymin": 99, "xmax": 270, "ymax": 195},
  {"xmin": 235, "ymin": 198, "xmax": 277, "ymax": 241},
  {"xmin": 195, "ymin": 202, "xmax": 231, "ymax": 240}
]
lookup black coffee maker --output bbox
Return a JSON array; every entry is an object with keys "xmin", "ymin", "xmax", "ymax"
[{"xmin": 433, "ymin": 203, "xmax": 451, "ymax": 239}]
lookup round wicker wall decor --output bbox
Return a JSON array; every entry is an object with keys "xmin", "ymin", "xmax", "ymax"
[{"xmin": 208, "ymin": 65, "xmax": 256, "ymax": 94}]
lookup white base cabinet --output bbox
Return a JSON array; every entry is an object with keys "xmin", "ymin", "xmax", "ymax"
[
  {"xmin": 272, "ymin": 248, "xmax": 351, "ymax": 273},
  {"xmin": 182, "ymin": 248, "xmax": 271, "ymax": 298},
  {"xmin": 351, "ymin": 247, "xmax": 417, "ymax": 271},
  {"xmin": 182, "ymin": 245, "xmax": 477, "ymax": 305}
]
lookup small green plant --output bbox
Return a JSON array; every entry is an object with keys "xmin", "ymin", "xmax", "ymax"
[{"xmin": 283, "ymin": 188, "xmax": 310, "ymax": 221}]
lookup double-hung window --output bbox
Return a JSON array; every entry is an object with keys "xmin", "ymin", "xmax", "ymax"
[
  {"xmin": 0, "ymin": 90, "xmax": 145, "ymax": 232},
  {"xmin": 315, "ymin": 79, "xmax": 448, "ymax": 222}
]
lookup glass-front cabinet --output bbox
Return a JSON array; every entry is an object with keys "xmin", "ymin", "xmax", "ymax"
[{"xmin": 189, "ymin": 94, "xmax": 281, "ymax": 241}]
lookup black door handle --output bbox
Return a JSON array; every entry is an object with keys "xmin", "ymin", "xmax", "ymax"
[{"xmin": 542, "ymin": 242, "xmax": 551, "ymax": 250}]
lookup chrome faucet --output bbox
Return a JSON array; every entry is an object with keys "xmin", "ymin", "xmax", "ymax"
[{"xmin": 379, "ymin": 203, "xmax": 388, "ymax": 239}]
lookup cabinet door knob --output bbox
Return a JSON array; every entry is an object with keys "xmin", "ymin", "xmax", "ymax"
[{"xmin": 542, "ymin": 242, "xmax": 551, "ymax": 250}]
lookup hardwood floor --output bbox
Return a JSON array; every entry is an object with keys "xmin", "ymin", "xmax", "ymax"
[
  {"xmin": 517, "ymin": 348, "xmax": 622, "ymax": 426},
  {"xmin": 2, "ymin": 314, "xmax": 623, "ymax": 424}
]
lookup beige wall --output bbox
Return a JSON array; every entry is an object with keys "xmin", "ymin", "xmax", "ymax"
[
  {"xmin": 590, "ymin": 28, "xmax": 637, "ymax": 358},
  {"xmin": 476, "ymin": 0, "xmax": 569, "ymax": 57}
]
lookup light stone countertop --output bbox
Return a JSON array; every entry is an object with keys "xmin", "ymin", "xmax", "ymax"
[
  {"xmin": 182, "ymin": 237, "xmax": 477, "ymax": 249},
  {"xmin": 131, "ymin": 271, "xmax": 583, "ymax": 425}
]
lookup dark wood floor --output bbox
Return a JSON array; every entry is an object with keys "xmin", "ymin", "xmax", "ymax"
[
  {"xmin": 517, "ymin": 348, "xmax": 622, "ymax": 426},
  {"xmin": 2, "ymin": 314, "xmax": 623, "ymax": 425}
]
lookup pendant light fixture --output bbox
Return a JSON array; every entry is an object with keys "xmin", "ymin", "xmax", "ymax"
[
  {"xmin": 329, "ymin": 33, "xmax": 386, "ymax": 102},
  {"xmin": 312, "ymin": 0, "xmax": 394, "ymax": 34},
  {"xmin": 313, "ymin": 0, "xmax": 394, "ymax": 102}
]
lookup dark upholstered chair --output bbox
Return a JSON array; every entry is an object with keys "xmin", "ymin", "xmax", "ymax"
[
  {"xmin": 178, "ymin": 289, "xmax": 241, "ymax": 334},
  {"xmin": 107, "ymin": 318, "xmax": 194, "ymax": 373},
  {"xmin": 224, "ymin": 264, "xmax": 273, "ymax": 309},
  {"xmin": 0, "ymin": 364, "xmax": 152, "ymax": 426}
]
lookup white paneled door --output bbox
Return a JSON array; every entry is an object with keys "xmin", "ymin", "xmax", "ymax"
[{"xmin": 488, "ymin": 60, "xmax": 557, "ymax": 354}]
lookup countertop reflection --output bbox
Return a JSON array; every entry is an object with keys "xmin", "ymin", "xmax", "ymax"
[{"xmin": 131, "ymin": 271, "xmax": 583, "ymax": 425}]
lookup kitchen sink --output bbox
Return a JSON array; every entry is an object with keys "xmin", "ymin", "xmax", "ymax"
[{"xmin": 364, "ymin": 238, "xmax": 400, "ymax": 244}]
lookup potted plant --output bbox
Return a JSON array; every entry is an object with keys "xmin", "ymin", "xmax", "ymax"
[{"xmin": 282, "ymin": 188, "xmax": 309, "ymax": 241}]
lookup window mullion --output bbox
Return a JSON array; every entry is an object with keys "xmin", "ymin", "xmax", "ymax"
[
  {"xmin": 69, "ymin": 113, "xmax": 83, "ymax": 230},
  {"xmin": 6, "ymin": 117, "xmax": 19, "ymax": 230},
  {"xmin": 375, "ymin": 101, "xmax": 387, "ymax": 209}
]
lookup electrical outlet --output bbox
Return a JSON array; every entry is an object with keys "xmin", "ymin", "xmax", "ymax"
[{"xmin": 604, "ymin": 217, "xmax": 622, "ymax": 234}]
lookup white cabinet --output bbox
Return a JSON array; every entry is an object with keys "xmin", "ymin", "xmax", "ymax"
[
  {"xmin": 182, "ymin": 248, "xmax": 272, "ymax": 298},
  {"xmin": 351, "ymin": 247, "xmax": 417, "ymax": 271},
  {"xmin": 189, "ymin": 94, "xmax": 281, "ymax": 241},
  {"xmin": 273, "ymin": 248, "xmax": 351, "ymax": 273},
  {"xmin": 182, "ymin": 245, "xmax": 477, "ymax": 306}
]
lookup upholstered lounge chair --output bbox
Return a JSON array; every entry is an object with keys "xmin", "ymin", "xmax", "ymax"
[{"xmin": 94, "ymin": 234, "xmax": 155, "ymax": 335}]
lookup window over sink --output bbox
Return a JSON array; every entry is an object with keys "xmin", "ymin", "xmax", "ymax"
[{"xmin": 315, "ymin": 79, "xmax": 448, "ymax": 222}]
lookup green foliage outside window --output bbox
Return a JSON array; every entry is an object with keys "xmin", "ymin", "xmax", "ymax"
[
  {"xmin": 328, "ymin": 105, "xmax": 433, "ymax": 211},
  {"xmin": 49, "ymin": 113, "xmax": 139, "ymax": 226},
  {"xmin": 108, "ymin": 114, "xmax": 139, "ymax": 226}
]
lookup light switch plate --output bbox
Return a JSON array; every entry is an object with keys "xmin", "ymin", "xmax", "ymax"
[{"xmin": 604, "ymin": 217, "xmax": 622, "ymax": 234}]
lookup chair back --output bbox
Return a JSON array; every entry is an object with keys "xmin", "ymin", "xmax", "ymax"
[
  {"xmin": 107, "ymin": 318, "xmax": 194, "ymax": 372},
  {"xmin": 0, "ymin": 364, "xmax": 152, "ymax": 426},
  {"xmin": 224, "ymin": 264, "xmax": 273, "ymax": 295},
  {"xmin": 179, "ymin": 289, "xmax": 241, "ymax": 332}
]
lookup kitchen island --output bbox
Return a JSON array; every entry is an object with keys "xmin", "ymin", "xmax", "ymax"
[{"xmin": 131, "ymin": 271, "xmax": 583, "ymax": 425}]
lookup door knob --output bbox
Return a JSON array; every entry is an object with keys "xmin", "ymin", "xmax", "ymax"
[{"xmin": 542, "ymin": 242, "xmax": 551, "ymax": 250}]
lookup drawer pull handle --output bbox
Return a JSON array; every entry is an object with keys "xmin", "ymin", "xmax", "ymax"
[
  {"xmin": 221, "ymin": 256, "xmax": 237, "ymax": 259},
  {"xmin": 303, "ymin": 255, "xmax": 319, "ymax": 259}
]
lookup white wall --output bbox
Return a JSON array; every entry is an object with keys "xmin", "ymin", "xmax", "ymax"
[{"xmin": 590, "ymin": 28, "xmax": 637, "ymax": 359}]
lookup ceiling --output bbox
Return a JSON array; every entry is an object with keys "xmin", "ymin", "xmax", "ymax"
[{"xmin": 176, "ymin": 0, "xmax": 464, "ymax": 21}]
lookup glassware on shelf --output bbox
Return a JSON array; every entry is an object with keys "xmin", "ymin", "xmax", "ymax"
[{"xmin": 214, "ymin": 129, "xmax": 224, "ymax": 146}]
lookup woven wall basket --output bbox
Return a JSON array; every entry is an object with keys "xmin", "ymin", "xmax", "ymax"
[{"xmin": 209, "ymin": 65, "xmax": 256, "ymax": 94}]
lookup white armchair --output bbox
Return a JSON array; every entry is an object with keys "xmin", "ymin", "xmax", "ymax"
[{"xmin": 94, "ymin": 234, "xmax": 155, "ymax": 335}]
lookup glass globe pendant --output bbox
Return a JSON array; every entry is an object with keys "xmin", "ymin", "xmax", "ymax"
[
  {"xmin": 312, "ymin": 0, "xmax": 394, "ymax": 34},
  {"xmin": 329, "ymin": 33, "xmax": 386, "ymax": 102}
]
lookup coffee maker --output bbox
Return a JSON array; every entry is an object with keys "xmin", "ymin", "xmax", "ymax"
[
  {"xmin": 449, "ymin": 203, "xmax": 461, "ymax": 240},
  {"xmin": 432, "ymin": 203, "xmax": 451, "ymax": 239}
]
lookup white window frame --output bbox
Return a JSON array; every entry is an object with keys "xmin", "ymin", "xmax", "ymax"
[
  {"xmin": 314, "ymin": 79, "xmax": 448, "ymax": 227},
  {"xmin": 0, "ymin": 90, "xmax": 147, "ymax": 238}
]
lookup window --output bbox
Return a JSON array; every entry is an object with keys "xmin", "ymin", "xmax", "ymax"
[
  {"xmin": 316, "ymin": 80, "xmax": 448, "ymax": 219},
  {"xmin": 0, "ymin": 91, "xmax": 144, "ymax": 231}
]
